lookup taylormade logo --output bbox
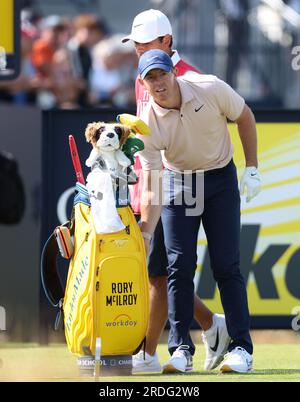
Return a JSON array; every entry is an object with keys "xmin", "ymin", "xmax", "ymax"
[{"xmin": 0, "ymin": 306, "xmax": 6, "ymax": 331}]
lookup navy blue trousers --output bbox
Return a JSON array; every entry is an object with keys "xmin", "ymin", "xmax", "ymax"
[{"xmin": 161, "ymin": 160, "xmax": 253, "ymax": 356}]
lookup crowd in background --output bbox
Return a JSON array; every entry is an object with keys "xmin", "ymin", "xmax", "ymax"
[
  {"xmin": 0, "ymin": 11, "xmax": 138, "ymax": 109},
  {"xmin": 0, "ymin": 0, "xmax": 300, "ymax": 110},
  {"xmin": 162, "ymin": 0, "xmax": 300, "ymax": 109}
]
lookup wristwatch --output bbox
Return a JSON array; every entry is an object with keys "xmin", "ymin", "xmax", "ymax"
[{"xmin": 142, "ymin": 232, "xmax": 153, "ymax": 241}]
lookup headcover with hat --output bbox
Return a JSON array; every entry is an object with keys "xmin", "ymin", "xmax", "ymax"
[
  {"xmin": 138, "ymin": 49, "xmax": 173, "ymax": 79},
  {"xmin": 122, "ymin": 9, "xmax": 172, "ymax": 44}
]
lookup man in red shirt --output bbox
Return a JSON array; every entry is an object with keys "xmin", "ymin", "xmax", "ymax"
[{"xmin": 122, "ymin": 9, "xmax": 230, "ymax": 374}]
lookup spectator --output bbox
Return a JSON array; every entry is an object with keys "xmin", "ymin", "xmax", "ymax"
[
  {"xmin": 51, "ymin": 42, "xmax": 83, "ymax": 109},
  {"xmin": 0, "ymin": 23, "xmax": 38, "ymax": 104},
  {"xmin": 219, "ymin": 0, "xmax": 250, "ymax": 88},
  {"xmin": 66, "ymin": 14, "xmax": 108, "ymax": 106},
  {"xmin": 90, "ymin": 34, "xmax": 137, "ymax": 107},
  {"xmin": 0, "ymin": 151, "xmax": 25, "ymax": 225},
  {"xmin": 21, "ymin": 8, "xmax": 43, "ymax": 34},
  {"xmin": 31, "ymin": 15, "xmax": 68, "ymax": 78},
  {"xmin": 31, "ymin": 15, "xmax": 70, "ymax": 108}
]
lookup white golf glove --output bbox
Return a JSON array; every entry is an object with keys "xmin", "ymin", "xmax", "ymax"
[{"xmin": 240, "ymin": 167, "xmax": 262, "ymax": 203}]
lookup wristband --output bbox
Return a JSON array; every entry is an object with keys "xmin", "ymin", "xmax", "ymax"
[{"xmin": 142, "ymin": 232, "xmax": 152, "ymax": 241}]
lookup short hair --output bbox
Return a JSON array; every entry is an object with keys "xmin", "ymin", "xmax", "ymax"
[
  {"xmin": 158, "ymin": 35, "xmax": 173, "ymax": 49},
  {"xmin": 73, "ymin": 14, "xmax": 108, "ymax": 34}
]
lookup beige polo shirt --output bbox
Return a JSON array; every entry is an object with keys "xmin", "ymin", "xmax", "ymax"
[{"xmin": 138, "ymin": 74, "xmax": 245, "ymax": 172}]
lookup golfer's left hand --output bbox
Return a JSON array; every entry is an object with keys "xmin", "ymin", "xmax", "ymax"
[{"xmin": 240, "ymin": 167, "xmax": 262, "ymax": 203}]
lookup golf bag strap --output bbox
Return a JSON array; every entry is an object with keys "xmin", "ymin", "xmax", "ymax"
[{"xmin": 40, "ymin": 221, "xmax": 71, "ymax": 308}]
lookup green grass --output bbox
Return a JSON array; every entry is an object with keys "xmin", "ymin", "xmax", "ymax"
[{"xmin": 0, "ymin": 343, "xmax": 300, "ymax": 382}]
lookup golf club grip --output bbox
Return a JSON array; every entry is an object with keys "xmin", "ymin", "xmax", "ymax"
[{"xmin": 69, "ymin": 135, "xmax": 85, "ymax": 185}]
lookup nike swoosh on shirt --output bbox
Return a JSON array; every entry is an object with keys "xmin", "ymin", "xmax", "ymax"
[
  {"xmin": 195, "ymin": 105, "xmax": 204, "ymax": 112},
  {"xmin": 210, "ymin": 329, "xmax": 220, "ymax": 353}
]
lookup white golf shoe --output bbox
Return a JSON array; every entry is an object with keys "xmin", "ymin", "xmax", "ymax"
[
  {"xmin": 202, "ymin": 314, "xmax": 231, "ymax": 370},
  {"xmin": 219, "ymin": 347, "xmax": 253, "ymax": 374},
  {"xmin": 162, "ymin": 345, "xmax": 193, "ymax": 374},
  {"xmin": 132, "ymin": 351, "xmax": 162, "ymax": 374}
]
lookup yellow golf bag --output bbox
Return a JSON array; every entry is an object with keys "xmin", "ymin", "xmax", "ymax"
[
  {"xmin": 41, "ymin": 114, "xmax": 151, "ymax": 364},
  {"xmin": 65, "ymin": 188, "xmax": 149, "ymax": 357},
  {"xmin": 42, "ymin": 182, "xmax": 149, "ymax": 359}
]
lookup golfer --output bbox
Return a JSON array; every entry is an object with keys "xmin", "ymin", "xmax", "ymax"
[
  {"xmin": 123, "ymin": 9, "xmax": 230, "ymax": 374},
  {"xmin": 137, "ymin": 49, "xmax": 261, "ymax": 374}
]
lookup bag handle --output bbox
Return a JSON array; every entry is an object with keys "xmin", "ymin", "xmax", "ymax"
[{"xmin": 40, "ymin": 221, "xmax": 72, "ymax": 307}]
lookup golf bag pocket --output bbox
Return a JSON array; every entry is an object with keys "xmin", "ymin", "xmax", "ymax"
[{"xmin": 54, "ymin": 226, "xmax": 74, "ymax": 260}]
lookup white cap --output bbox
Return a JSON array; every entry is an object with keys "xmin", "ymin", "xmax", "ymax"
[{"xmin": 122, "ymin": 9, "xmax": 172, "ymax": 44}]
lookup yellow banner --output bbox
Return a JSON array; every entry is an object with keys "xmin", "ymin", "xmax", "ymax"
[
  {"xmin": 197, "ymin": 123, "xmax": 300, "ymax": 316},
  {"xmin": 0, "ymin": 0, "xmax": 14, "ymax": 54}
]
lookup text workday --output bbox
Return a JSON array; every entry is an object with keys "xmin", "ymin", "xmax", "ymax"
[
  {"xmin": 0, "ymin": 306, "xmax": 6, "ymax": 331},
  {"xmin": 292, "ymin": 46, "xmax": 300, "ymax": 71}
]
